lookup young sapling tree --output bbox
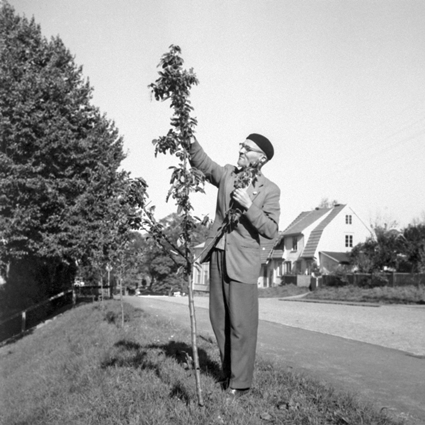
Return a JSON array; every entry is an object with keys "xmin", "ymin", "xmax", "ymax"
[{"xmin": 147, "ymin": 45, "xmax": 206, "ymax": 406}]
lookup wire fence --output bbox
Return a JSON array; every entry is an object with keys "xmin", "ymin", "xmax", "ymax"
[
  {"xmin": 0, "ymin": 285, "xmax": 113, "ymax": 344},
  {"xmin": 73, "ymin": 285, "xmax": 112, "ymax": 301},
  {"xmin": 0, "ymin": 289, "xmax": 75, "ymax": 344}
]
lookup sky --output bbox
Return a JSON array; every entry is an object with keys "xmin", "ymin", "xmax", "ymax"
[{"xmin": 9, "ymin": 0, "xmax": 425, "ymax": 230}]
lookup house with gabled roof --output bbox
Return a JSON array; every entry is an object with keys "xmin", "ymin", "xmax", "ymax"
[
  {"xmin": 192, "ymin": 235, "xmax": 280, "ymax": 289},
  {"xmin": 267, "ymin": 204, "xmax": 373, "ymax": 282}
]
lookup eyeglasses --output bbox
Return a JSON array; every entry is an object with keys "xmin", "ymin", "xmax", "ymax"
[{"xmin": 239, "ymin": 143, "xmax": 264, "ymax": 154}]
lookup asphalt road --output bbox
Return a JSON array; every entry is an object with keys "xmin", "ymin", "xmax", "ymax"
[{"xmin": 124, "ymin": 295, "xmax": 425, "ymax": 425}]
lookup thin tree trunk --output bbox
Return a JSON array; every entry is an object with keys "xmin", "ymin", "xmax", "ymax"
[
  {"xmin": 182, "ymin": 149, "xmax": 204, "ymax": 406},
  {"xmin": 120, "ymin": 276, "xmax": 124, "ymax": 328},
  {"xmin": 186, "ymin": 272, "xmax": 204, "ymax": 406}
]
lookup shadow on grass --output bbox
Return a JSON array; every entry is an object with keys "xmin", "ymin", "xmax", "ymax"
[
  {"xmin": 147, "ymin": 340, "xmax": 221, "ymax": 379},
  {"xmin": 101, "ymin": 338, "xmax": 221, "ymax": 381},
  {"xmin": 100, "ymin": 338, "xmax": 221, "ymax": 404},
  {"xmin": 170, "ymin": 382, "xmax": 191, "ymax": 404},
  {"xmin": 100, "ymin": 339, "xmax": 150, "ymax": 369}
]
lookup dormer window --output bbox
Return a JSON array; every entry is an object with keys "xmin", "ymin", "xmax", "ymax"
[
  {"xmin": 292, "ymin": 237, "xmax": 298, "ymax": 251},
  {"xmin": 346, "ymin": 215, "xmax": 352, "ymax": 224}
]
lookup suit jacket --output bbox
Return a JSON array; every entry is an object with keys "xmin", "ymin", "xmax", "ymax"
[{"xmin": 190, "ymin": 141, "xmax": 280, "ymax": 284}]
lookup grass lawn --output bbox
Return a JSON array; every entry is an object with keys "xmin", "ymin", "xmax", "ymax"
[
  {"xmin": 0, "ymin": 300, "xmax": 402, "ymax": 425},
  {"xmin": 305, "ymin": 284, "xmax": 425, "ymax": 305},
  {"xmin": 258, "ymin": 284, "xmax": 309, "ymax": 298}
]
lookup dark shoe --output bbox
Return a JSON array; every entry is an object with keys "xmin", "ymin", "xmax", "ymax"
[
  {"xmin": 216, "ymin": 377, "xmax": 230, "ymax": 391},
  {"xmin": 226, "ymin": 388, "xmax": 250, "ymax": 400}
]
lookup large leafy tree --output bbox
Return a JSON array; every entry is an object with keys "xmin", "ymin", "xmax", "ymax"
[
  {"xmin": 0, "ymin": 4, "xmax": 128, "ymax": 311},
  {"xmin": 349, "ymin": 224, "xmax": 425, "ymax": 273},
  {"xmin": 349, "ymin": 226, "xmax": 407, "ymax": 272},
  {"xmin": 403, "ymin": 223, "xmax": 425, "ymax": 273}
]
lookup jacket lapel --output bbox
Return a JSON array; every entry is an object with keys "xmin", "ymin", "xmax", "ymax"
[{"xmin": 249, "ymin": 173, "xmax": 265, "ymax": 202}]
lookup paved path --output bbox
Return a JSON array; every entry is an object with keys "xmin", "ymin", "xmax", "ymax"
[{"xmin": 125, "ymin": 295, "xmax": 425, "ymax": 424}]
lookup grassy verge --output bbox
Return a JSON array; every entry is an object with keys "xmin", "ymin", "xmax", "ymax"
[
  {"xmin": 0, "ymin": 301, "xmax": 402, "ymax": 425},
  {"xmin": 258, "ymin": 284, "xmax": 309, "ymax": 298},
  {"xmin": 305, "ymin": 284, "xmax": 425, "ymax": 304}
]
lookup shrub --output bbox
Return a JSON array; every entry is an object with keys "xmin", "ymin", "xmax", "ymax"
[
  {"xmin": 332, "ymin": 266, "xmax": 350, "ymax": 285},
  {"xmin": 357, "ymin": 273, "xmax": 389, "ymax": 288}
]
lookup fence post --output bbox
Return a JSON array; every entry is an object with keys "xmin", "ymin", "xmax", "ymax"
[
  {"xmin": 100, "ymin": 278, "xmax": 104, "ymax": 303},
  {"xmin": 21, "ymin": 311, "xmax": 26, "ymax": 333},
  {"xmin": 72, "ymin": 289, "xmax": 76, "ymax": 306}
]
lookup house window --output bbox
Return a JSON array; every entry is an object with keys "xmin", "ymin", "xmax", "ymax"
[
  {"xmin": 345, "ymin": 234, "xmax": 353, "ymax": 248},
  {"xmin": 292, "ymin": 237, "xmax": 298, "ymax": 251},
  {"xmin": 346, "ymin": 215, "xmax": 352, "ymax": 224},
  {"xmin": 284, "ymin": 261, "xmax": 292, "ymax": 274}
]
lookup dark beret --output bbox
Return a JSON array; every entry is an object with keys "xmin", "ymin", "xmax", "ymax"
[{"xmin": 247, "ymin": 133, "xmax": 274, "ymax": 160}]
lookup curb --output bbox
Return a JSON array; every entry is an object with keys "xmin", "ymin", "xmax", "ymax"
[{"xmin": 279, "ymin": 298, "xmax": 381, "ymax": 307}]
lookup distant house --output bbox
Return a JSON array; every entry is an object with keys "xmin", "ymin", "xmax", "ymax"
[
  {"xmin": 192, "ymin": 242, "xmax": 210, "ymax": 291},
  {"xmin": 191, "ymin": 204, "xmax": 371, "ymax": 290},
  {"xmin": 267, "ymin": 204, "xmax": 373, "ymax": 280},
  {"xmin": 191, "ymin": 235, "xmax": 280, "ymax": 290}
]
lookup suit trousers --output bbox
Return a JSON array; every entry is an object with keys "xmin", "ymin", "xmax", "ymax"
[{"xmin": 209, "ymin": 249, "xmax": 259, "ymax": 389}]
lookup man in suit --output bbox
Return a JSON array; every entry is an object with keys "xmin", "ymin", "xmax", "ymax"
[{"xmin": 189, "ymin": 133, "xmax": 280, "ymax": 399}]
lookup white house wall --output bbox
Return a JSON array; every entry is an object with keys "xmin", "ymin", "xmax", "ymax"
[
  {"xmin": 318, "ymin": 206, "xmax": 372, "ymax": 254},
  {"xmin": 269, "ymin": 258, "xmax": 282, "ymax": 286}
]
